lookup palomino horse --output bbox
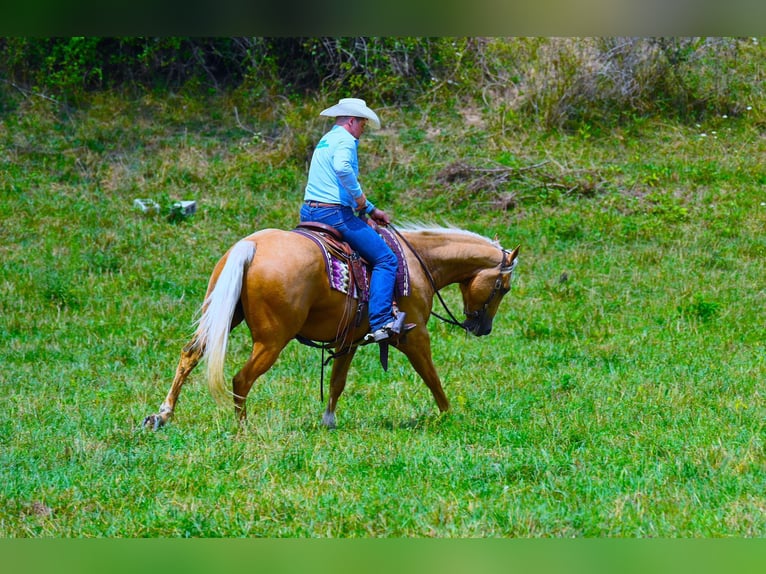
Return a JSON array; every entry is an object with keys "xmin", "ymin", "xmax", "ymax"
[{"xmin": 143, "ymin": 225, "xmax": 519, "ymax": 430}]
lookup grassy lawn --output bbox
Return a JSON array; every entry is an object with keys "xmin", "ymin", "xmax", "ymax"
[{"xmin": 1, "ymin": 91, "xmax": 764, "ymax": 536}]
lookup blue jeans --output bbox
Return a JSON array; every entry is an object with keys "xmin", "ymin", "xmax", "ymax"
[{"xmin": 300, "ymin": 204, "xmax": 398, "ymax": 331}]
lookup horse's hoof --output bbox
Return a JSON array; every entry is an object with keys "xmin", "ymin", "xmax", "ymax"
[
  {"xmin": 321, "ymin": 412, "xmax": 336, "ymax": 429},
  {"xmin": 143, "ymin": 414, "xmax": 163, "ymax": 431}
]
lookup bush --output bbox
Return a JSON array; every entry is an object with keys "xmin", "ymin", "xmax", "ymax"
[
  {"xmin": 0, "ymin": 38, "xmax": 258, "ymax": 102},
  {"xmin": 0, "ymin": 37, "xmax": 460, "ymax": 105},
  {"xmin": 1, "ymin": 37, "xmax": 763, "ymax": 128},
  {"xmin": 495, "ymin": 37, "xmax": 764, "ymax": 130}
]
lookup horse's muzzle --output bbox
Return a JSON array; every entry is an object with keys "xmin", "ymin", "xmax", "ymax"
[{"xmin": 462, "ymin": 317, "xmax": 493, "ymax": 337}]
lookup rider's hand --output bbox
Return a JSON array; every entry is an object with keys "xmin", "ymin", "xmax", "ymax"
[{"xmin": 370, "ymin": 208, "xmax": 391, "ymax": 226}]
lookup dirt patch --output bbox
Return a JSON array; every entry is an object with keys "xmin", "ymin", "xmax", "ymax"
[{"xmin": 459, "ymin": 108, "xmax": 486, "ymax": 129}]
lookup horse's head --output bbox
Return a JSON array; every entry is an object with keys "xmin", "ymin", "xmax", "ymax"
[{"xmin": 459, "ymin": 245, "xmax": 519, "ymax": 336}]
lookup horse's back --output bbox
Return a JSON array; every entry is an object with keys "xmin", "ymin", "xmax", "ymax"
[
  {"xmin": 206, "ymin": 228, "xmax": 321, "ymax": 291},
  {"xmin": 234, "ymin": 228, "xmax": 357, "ymax": 340},
  {"xmin": 234, "ymin": 228, "xmax": 324, "ymax": 279}
]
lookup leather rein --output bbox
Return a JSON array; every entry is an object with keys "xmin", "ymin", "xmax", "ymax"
[
  {"xmin": 306, "ymin": 223, "xmax": 516, "ymax": 402},
  {"xmin": 388, "ymin": 224, "xmax": 517, "ymax": 333}
]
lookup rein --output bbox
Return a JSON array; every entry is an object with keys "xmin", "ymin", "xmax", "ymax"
[
  {"xmin": 388, "ymin": 224, "xmax": 467, "ymax": 332},
  {"xmin": 389, "ymin": 224, "xmax": 516, "ymax": 332},
  {"xmin": 305, "ymin": 223, "xmax": 516, "ymax": 403},
  {"xmin": 304, "ymin": 223, "xmax": 467, "ymax": 402}
]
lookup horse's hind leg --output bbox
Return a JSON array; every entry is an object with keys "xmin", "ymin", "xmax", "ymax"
[
  {"xmin": 143, "ymin": 339, "xmax": 203, "ymax": 430},
  {"xmin": 232, "ymin": 339, "xmax": 288, "ymax": 424},
  {"xmin": 144, "ymin": 300, "xmax": 247, "ymax": 429}
]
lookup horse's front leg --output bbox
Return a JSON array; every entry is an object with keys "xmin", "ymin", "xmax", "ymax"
[
  {"xmin": 397, "ymin": 330, "xmax": 450, "ymax": 412},
  {"xmin": 143, "ymin": 340, "xmax": 203, "ymax": 430},
  {"xmin": 322, "ymin": 348, "xmax": 358, "ymax": 429}
]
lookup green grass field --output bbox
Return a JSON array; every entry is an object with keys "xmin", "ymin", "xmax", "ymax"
[{"xmin": 1, "ymin": 91, "xmax": 764, "ymax": 537}]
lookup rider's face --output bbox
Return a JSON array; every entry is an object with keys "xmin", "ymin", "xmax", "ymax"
[{"xmin": 346, "ymin": 117, "xmax": 368, "ymax": 139}]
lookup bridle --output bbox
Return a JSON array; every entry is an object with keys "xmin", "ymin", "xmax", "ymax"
[
  {"xmin": 390, "ymin": 225, "xmax": 517, "ymax": 333},
  {"xmin": 463, "ymin": 248, "xmax": 518, "ymax": 327}
]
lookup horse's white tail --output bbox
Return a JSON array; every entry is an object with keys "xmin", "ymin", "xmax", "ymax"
[{"xmin": 194, "ymin": 240, "xmax": 256, "ymax": 405}]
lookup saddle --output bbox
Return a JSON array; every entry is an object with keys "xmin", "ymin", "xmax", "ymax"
[
  {"xmin": 292, "ymin": 221, "xmax": 410, "ymax": 303},
  {"xmin": 292, "ymin": 221, "xmax": 410, "ymax": 347},
  {"xmin": 292, "ymin": 221, "xmax": 413, "ymax": 373}
]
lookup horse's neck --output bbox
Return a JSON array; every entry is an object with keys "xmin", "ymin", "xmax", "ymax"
[{"xmin": 406, "ymin": 232, "xmax": 498, "ymax": 288}]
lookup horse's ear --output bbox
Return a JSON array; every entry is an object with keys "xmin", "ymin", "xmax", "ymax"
[{"xmin": 502, "ymin": 245, "xmax": 520, "ymax": 272}]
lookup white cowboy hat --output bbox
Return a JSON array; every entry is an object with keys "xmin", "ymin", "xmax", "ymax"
[{"xmin": 320, "ymin": 97, "xmax": 381, "ymax": 129}]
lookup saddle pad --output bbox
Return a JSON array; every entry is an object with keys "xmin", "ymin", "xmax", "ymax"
[
  {"xmin": 292, "ymin": 226, "xmax": 410, "ymax": 301},
  {"xmin": 379, "ymin": 226, "xmax": 411, "ymax": 297}
]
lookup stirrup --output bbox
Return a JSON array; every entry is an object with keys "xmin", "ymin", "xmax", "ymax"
[{"xmin": 364, "ymin": 312, "xmax": 415, "ymax": 343}]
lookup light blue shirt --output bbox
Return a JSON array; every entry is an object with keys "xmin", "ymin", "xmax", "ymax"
[{"xmin": 304, "ymin": 125, "xmax": 375, "ymax": 214}]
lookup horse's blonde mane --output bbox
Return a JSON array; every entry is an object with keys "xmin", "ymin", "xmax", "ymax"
[{"xmin": 393, "ymin": 222, "xmax": 501, "ymax": 248}]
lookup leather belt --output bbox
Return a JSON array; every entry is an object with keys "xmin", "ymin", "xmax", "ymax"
[{"xmin": 305, "ymin": 201, "xmax": 343, "ymax": 208}]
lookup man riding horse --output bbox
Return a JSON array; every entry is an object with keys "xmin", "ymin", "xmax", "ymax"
[
  {"xmin": 142, "ymin": 99, "xmax": 520, "ymax": 431},
  {"xmin": 300, "ymin": 98, "xmax": 413, "ymax": 344}
]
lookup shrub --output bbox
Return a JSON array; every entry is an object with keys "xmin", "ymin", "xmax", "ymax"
[
  {"xmin": 1, "ymin": 37, "xmax": 763, "ymax": 128},
  {"xmin": 487, "ymin": 37, "xmax": 764, "ymax": 130}
]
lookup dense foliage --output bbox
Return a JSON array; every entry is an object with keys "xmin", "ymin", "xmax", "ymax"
[{"xmin": 2, "ymin": 37, "xmax": 764, "ymax": 128}]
